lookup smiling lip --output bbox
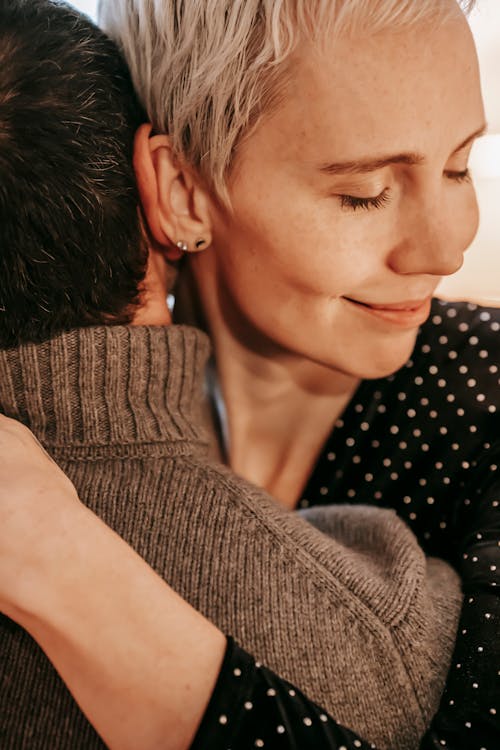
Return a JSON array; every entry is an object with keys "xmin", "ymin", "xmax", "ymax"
[{"xmin": 343, "ymin": 296, "xmax": 433, "ymax": 327}]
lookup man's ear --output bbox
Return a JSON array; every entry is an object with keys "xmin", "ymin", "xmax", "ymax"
[{"xmin": 133, "ymin": 124, "xmax": 212, "ymax": 256}]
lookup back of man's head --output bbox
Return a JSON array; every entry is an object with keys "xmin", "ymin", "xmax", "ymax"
[{"xmin": 0, "ymin": 0, "xmax": 147, "ymax": 349}]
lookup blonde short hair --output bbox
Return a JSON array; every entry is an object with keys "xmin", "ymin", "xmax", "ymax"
[{"xmin": 99, "ymin": 0, "xmax": 476, "ymax": 204}]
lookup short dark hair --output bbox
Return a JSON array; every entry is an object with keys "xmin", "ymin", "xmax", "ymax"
[{"xmin": 0, "ymin": 0, "xmax": 147, "ymax": 348}]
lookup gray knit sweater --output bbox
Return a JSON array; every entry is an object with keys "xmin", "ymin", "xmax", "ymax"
[{"xmin": 0, "ymin": 326, "xmax": 462, "ymax": 750}]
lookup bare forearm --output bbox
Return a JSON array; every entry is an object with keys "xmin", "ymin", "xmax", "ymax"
[{"xmin": 6, "ymin": 502, "xmax": 226, "ymax": 750}]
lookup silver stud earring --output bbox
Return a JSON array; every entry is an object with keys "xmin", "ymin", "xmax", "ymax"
[{"xmin": 176, "ymin": 240, "xmax": 189, "ymax": 253}]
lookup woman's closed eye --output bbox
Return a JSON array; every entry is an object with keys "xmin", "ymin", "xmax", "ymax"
[
  {"xmin": 340, "ymin": 188, "xmax": 391, "ymax": 212},
  {"xmin": 339, "ymin": 166, "xmax": 473, "ymax": 212},
  {"xmin": 444, "ymin": 167, "xmax": 472, "ymax": 183}
]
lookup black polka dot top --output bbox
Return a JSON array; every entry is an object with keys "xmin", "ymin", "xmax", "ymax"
[
  {"xmin": 193, "ymin": 299, "xmax": 499, "ymax": 749},
  {"xmin": 300, "ymin": 299, "xmax": 500, "ymax": 748}
]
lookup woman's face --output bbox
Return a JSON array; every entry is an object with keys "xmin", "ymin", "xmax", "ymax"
[{"xmin": 195, "ymin": 11, "xmax": 485, "ymax": 380}]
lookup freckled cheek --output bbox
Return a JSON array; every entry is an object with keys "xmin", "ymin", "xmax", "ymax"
[
  {"xmin": 311, "ymin": 221, "xmax": 391, "ymax": 292},
  {"xmin": 227, "ymin": 199, "xmax": 313, "ymax": 276},
  {"xmin": 227, "ymin": 194, "xmax": 383, "ymax": 298}
]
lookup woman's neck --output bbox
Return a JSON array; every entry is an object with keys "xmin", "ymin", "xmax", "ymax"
[{"xmin": 210, "ymin": 327, "xmax": 360, "ymax": 509}]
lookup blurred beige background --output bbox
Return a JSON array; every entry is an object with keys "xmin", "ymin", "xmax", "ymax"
[{"xmin": 71, "ymin": 0, "xmax": 500, "ymax": 304}]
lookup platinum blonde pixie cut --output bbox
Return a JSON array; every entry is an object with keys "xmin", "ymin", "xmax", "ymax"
[{"xmin": 99, "ymin": 0, "xmax": 476, "ymax": 204}]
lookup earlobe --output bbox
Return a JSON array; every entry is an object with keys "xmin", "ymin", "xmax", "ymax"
[{"xmin": 167, "ymin": 166, "xmax": 213, "ymax": 253}]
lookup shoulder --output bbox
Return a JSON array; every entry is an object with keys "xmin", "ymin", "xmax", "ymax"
[{"xmin": 176, "ymin": 455, "xmax": 457, "ymax": 624}]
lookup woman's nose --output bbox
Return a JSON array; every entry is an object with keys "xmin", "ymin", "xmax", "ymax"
[
  {"xmin": 388, "ymin": 233, "xmax": 465, "ymax": 278},
  {"xmin": 387, "ymin": 198, "xmax": 477, "ymax": 278}
]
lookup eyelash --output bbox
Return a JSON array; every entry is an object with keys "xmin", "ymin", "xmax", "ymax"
[
  {"xmin": 445, "ymin": 168, "xmax": 471, "ymax": 183},
  {"xmin": 340, "ymin": 168, "xmax": 472, "ymax": 212},
  {"xmin": 340, "ymin": 189, "xmax": 391, "ymax": 212}
]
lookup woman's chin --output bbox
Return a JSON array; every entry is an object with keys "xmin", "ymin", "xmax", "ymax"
[
  {"xmin": 352, "ymin": 336, "xmax": 419, "ymax": 381},
  {"xmin": 311, "ymin": 330, "xmax": 419, "ymax": 382}
]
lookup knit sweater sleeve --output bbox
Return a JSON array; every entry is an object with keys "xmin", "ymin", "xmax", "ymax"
[{"xmin": 191, "ymin": 637, "xmax": 374, "ymax": 750}]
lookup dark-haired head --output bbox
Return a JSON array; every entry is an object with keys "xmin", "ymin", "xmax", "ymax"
[{"xmin": 0, "ymin": 0, "xmax": 147, "ymax": 348}]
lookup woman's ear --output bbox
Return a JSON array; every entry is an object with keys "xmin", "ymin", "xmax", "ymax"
[{"xmin": 133, "ymin": 124, "xmax": 212, "ymax": 256}]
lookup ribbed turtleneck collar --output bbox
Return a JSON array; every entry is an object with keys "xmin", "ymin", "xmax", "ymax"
[{"xmin": 0, "ymin": 325, "xmax": 212, "ymax": 457}]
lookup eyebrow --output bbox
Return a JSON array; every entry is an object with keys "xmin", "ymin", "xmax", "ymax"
[{"xmin": 318, "ymin": 124, "xmax": 488, "ymax": 176}]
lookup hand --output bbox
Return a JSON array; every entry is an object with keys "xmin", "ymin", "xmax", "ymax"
[{"xmin": 0, "ymin": 414, "xmax": 82, "ymax": 614}]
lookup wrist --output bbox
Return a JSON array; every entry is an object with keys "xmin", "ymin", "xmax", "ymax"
[{"xmin": 1, "ymin": 501, "xmax": 94, "ymax": 626}]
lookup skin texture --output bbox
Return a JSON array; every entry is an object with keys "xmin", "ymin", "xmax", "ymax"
[{"xmin": 136, "ymin": 11, "xmax": 486, "ymax": 506}]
